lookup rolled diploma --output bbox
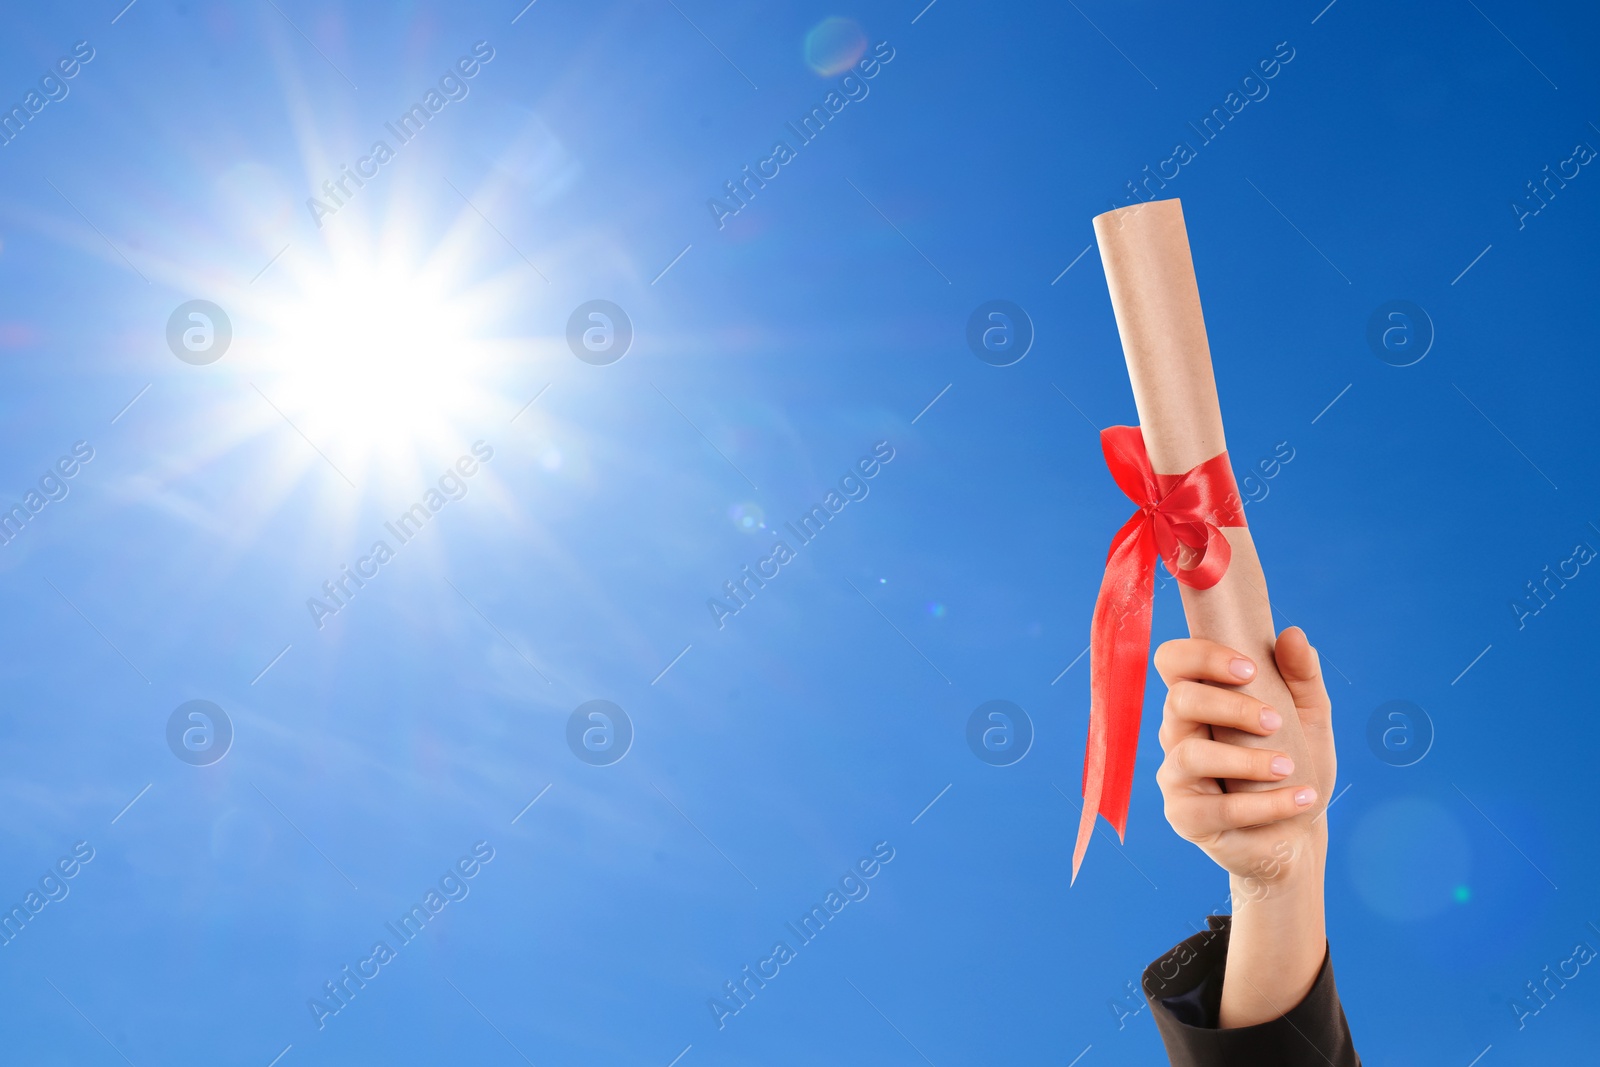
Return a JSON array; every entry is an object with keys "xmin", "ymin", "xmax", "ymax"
[{"xmin": 1091, "ymin": 198, "xmax": 1315, "ymax": 809}]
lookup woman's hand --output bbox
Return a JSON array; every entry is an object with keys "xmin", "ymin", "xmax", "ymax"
[
  {"xmin": 1154, "ymin": 625, "xmax": 1339, "ymax": 1028},
  {"xmin": 1153, "ymin": 626, "xmax": 1336, "ymax": 887}
]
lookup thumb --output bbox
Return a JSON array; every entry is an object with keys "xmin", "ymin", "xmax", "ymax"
[{"xmin": 1275, "ymin": 626, "xmax": 1331, "ymax": 728}]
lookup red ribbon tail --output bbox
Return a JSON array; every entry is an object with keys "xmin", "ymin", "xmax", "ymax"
[
  {"xmin": 1070, "ymin": 771, "xmax": 1102, "ymax": 886},
  {"xmin": 1072, "ymin": 513, "xmax": 1156, "ymax": 884},
  {"xmin": 1075, "ymin": 426, "xmax": 1244, "ymax": 882}
]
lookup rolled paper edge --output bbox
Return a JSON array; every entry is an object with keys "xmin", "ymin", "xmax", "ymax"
[{"xmin": 1092, "ymin": 198, "xmax": 1228, "ymax": 475}]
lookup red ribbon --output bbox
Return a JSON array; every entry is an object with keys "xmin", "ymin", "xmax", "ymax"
[{"xmin": 1072, "ymin": 425, "xmax": 1246, "ymax": 883}]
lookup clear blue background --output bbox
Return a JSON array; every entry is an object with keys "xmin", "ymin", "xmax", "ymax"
[{"xmin": 0, "ymin": 0, "xmax": 1597, "ymax": 1063}]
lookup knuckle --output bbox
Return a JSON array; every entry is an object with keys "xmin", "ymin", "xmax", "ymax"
[
  {"xmin": 1161, "ymin": 688, "xmax": 1181, "ymax": 721},
  {"xmin": 1162, "ymin": 798, "xmax": 1183, "ymax": 832},
  {"xmin": 1219, "ymin": 792, "xmax": 1251, "ymax": 826}
]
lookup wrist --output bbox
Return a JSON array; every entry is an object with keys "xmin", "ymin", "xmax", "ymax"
[
  {"xmin": 1228, "ymin": 822, "xmax": 1327, "ymax": 905},
  {"xmin": 1218, "ymin": 824, "xmax": 1329, "ymax": 1029}
]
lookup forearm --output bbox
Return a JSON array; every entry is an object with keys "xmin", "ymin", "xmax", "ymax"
[{"xmin": 1218, "ymin": 826, "xmax": 1328, "ymax": 1028}]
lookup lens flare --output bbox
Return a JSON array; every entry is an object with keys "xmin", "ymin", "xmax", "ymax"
[
  {"xmin": 729, "ymin": 502, "xmax": 765, "ymax": 532},
  {"xmin": 1348, "ymin": 797, "xmax": 1470, "ymax": 922},
  {"xmin": 804, "ymin": 17, "xmax": 867, "ymax": 76}
]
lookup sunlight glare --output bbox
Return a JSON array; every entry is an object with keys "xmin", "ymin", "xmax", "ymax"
[{"xmin": 256, "ymin": 252, "xmax": 500, "ymax": 484}]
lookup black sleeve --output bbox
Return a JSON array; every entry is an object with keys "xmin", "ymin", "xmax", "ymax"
[{"xmin": 1140, "ymin": 914, "xmax": 1360, "ymax": 1067}]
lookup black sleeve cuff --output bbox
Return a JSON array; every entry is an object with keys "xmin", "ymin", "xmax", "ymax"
[{"xmin": 1140, "ymin": 914, "xmax": 1361, "ymax": 1067}]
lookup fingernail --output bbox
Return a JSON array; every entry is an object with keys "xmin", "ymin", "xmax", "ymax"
[
  {"xmin": 1294, "ymin": 787, "xmax": 1317, "ymax": 807},
  {"xmin": 1270, "ymin": 756, "xmax": 1294, "ymax": 776},
  {"xmin": 1260, "ymin": 708, "xmax": 1282, "ymax": 731},
  {"xmin": 1229, "ymin": 657, "xmax": 1255, "ymax": 680}
]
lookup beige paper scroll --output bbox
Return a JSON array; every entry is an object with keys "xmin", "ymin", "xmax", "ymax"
[{"xmin": 1092, "ymin": 198, "xmax": 1316, "ymax": 808}]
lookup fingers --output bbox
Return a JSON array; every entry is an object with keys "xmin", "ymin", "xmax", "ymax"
[
  {"xmin": 1160, "ymin": 737, "xmax": 1295, "ymax": 788},
  {"xmin": 1166, "ymin": 784, "xmax": 1320, "ymax": 837},
  {"xmin": 1275, "ymin": 626, "xmax": 1331, "ymax": 724},
  {"xmin": 1161, "ymin": 680, "xmax": 1281, "ymax": 747},
  {"xmin": 1154, "ymin": 637, "xmax": 1258, "ymax": 688}
]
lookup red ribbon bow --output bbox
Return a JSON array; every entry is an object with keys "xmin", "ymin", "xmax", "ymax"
[{"xmin": 1072, "ymin": 425, "xmax": 1246, "ymax": 883}]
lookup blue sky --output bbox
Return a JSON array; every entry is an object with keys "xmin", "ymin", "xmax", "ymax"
[{"xmin": 1, "ymin": 0, "xmax": 1598, "ymax": 1063}]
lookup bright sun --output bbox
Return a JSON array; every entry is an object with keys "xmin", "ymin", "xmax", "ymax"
[{"xmin": 243, "ymin": 239, "xmax": 525, "ymax": 492}]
